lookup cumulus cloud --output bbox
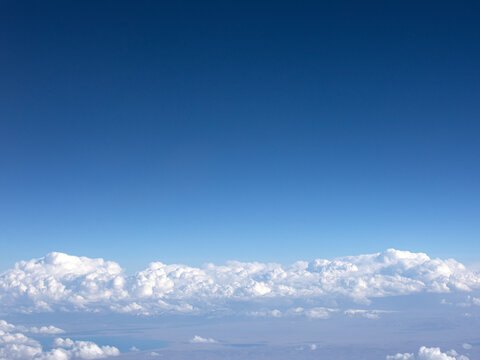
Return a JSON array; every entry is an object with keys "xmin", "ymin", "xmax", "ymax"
[
  {"xmin": 1, "ymin": 249, "xmax": 479, "ymax": 315},
  {"xmin": 387, "ymin": 346, "xmax": 469, "ymax": 360},
  {"xmin": 0, "ymin": 252, "xmax": 126, "ymax": 313},
  {"xmin": 0, "ymin": 320, "xmax": 119, "ymax": 360},
  {"xmin": 190, "ymin": 335, "xmax": 217, "ymax": 344},
  {"xmin": 51, "ymin": 338, "xmax": 120, "ymax": 359}
]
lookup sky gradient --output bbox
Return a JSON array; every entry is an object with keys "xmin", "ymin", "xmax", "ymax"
[{"xmin": 1, "ymin": 1, "xmax": 479, "ymax": 271}]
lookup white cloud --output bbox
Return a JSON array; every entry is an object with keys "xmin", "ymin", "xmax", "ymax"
[
  {"xmin": 462, "ymin": 344, "xmax": 472, "ymax": 350},
  {"xmin": 1, "ymin": 249, "xmax": 479, "ymax": 315},
  {"xmin": 344, "ymin": 309, "xmax": 392, "ymax": 319},
  {"xmin": 190, "ymin": 335, "xmax": 217, "ymax": 344},
  {"xmin": 470, "ymin": 296, "xmax": 480, "ymax": 306},
  {"xmin": 52, "ymin": 338, "xmax": 120, "ymax": 359},
  {"xmin": 0, "ymin": 320, "xmax": 119, "ymax": 360},
  {"xmin": 271, "ymin": 309, "xmax": 282, "ymax": 317},
  {"xmin": 305, "ymin": 307, "xmax": 336, "ymax": 319},
  {"xmin": 0, "ymin": 320, "xmax": 64, "ymax": 335},
  {"xmin": 387, "ymin": 346, "xmax": 469, "ymax": 360},
  {"xmin": 248, "ymin": 306, "xmax": 342, "ymax": 319},
  {"xmin": 451, "ymin": 295, "xmax": 480, "ymax": 308},
  {"xmin": 28, "ymin": 326, "xmax": 65, "ymax": 335},
  {"xmin": 0, "ymin": 252, "xmax": 127, "ymax": 313},
  {"xmin": 387, "ymin": 353, "xmax": 414, "ymax": 360}
]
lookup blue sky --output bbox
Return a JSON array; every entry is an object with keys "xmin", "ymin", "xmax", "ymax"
[
  {"xmin": 1, "ymin": 1, "xmax": 479, "ymax": 271},
  {"xmin": 2, "ymin": 3, "xmax": 480, "ymax": 360}
]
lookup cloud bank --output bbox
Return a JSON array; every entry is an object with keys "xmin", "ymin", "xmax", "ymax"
[
  {"xmin": 0, "ymin": 320, "xmax": 119, "ymax": 360},
  {"xmin": 0, "ymin": 249, "xmax": 479, "ymax": 315}
]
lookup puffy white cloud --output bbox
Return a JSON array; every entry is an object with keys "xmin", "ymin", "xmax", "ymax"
[
  {"xmin": 0, "ymin": 320, "xmax": 119, "ymax": 360},
  {"xmin": 51, "ymin": 338, "xmax": 119, "ymax": 359},
  {"xmin": 0, "ymin": 252, "xmax": 127, "ymax": 313},
  {"xmin": 66, "ymin": 341, "xmax": 117, "ymax": 359},
  {"xmin": 462, "ymin": 344, "xmax": 472, "ymax": 350},
  {"xmin": 190, "ymin": 335, "xmax": 217, "ymax": 344},
  {"xmin": 387, "ymin": 347, "xmax": 469, "ymax": 360},
  {"xmin": 0, "ymin": 329, "xmax": 43, "ymax": 360},
  {"xmin": 1, "ymin": 249, "xmax": 479, "ymax": 315}
]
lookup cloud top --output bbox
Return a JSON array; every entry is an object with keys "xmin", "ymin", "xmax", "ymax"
[{"xmin": 1, "ymin": 249, "xmax": 479, "ymax": 315}]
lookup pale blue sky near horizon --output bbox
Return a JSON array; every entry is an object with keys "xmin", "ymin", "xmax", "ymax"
[{"xmin": 1, "ymin": 1, "xmax": 479, "ymax": 272}]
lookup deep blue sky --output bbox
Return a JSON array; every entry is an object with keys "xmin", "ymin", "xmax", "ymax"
[{"xmin": 1, "ymin": 1, "xmax": 479, "ymax": 271}]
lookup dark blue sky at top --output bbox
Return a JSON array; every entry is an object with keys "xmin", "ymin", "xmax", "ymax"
[{"xmin": 1, "ymin": 0, "xmax": 479, "ymax": 270}]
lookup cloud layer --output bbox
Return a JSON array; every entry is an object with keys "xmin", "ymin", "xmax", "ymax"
[
  {"xmin": 0, "ymin": 249, "xmax": 479, "ymax": 315},
  {"xmin": 0, "ymin": 320, "xmax": 119, "ymax": 360}
]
